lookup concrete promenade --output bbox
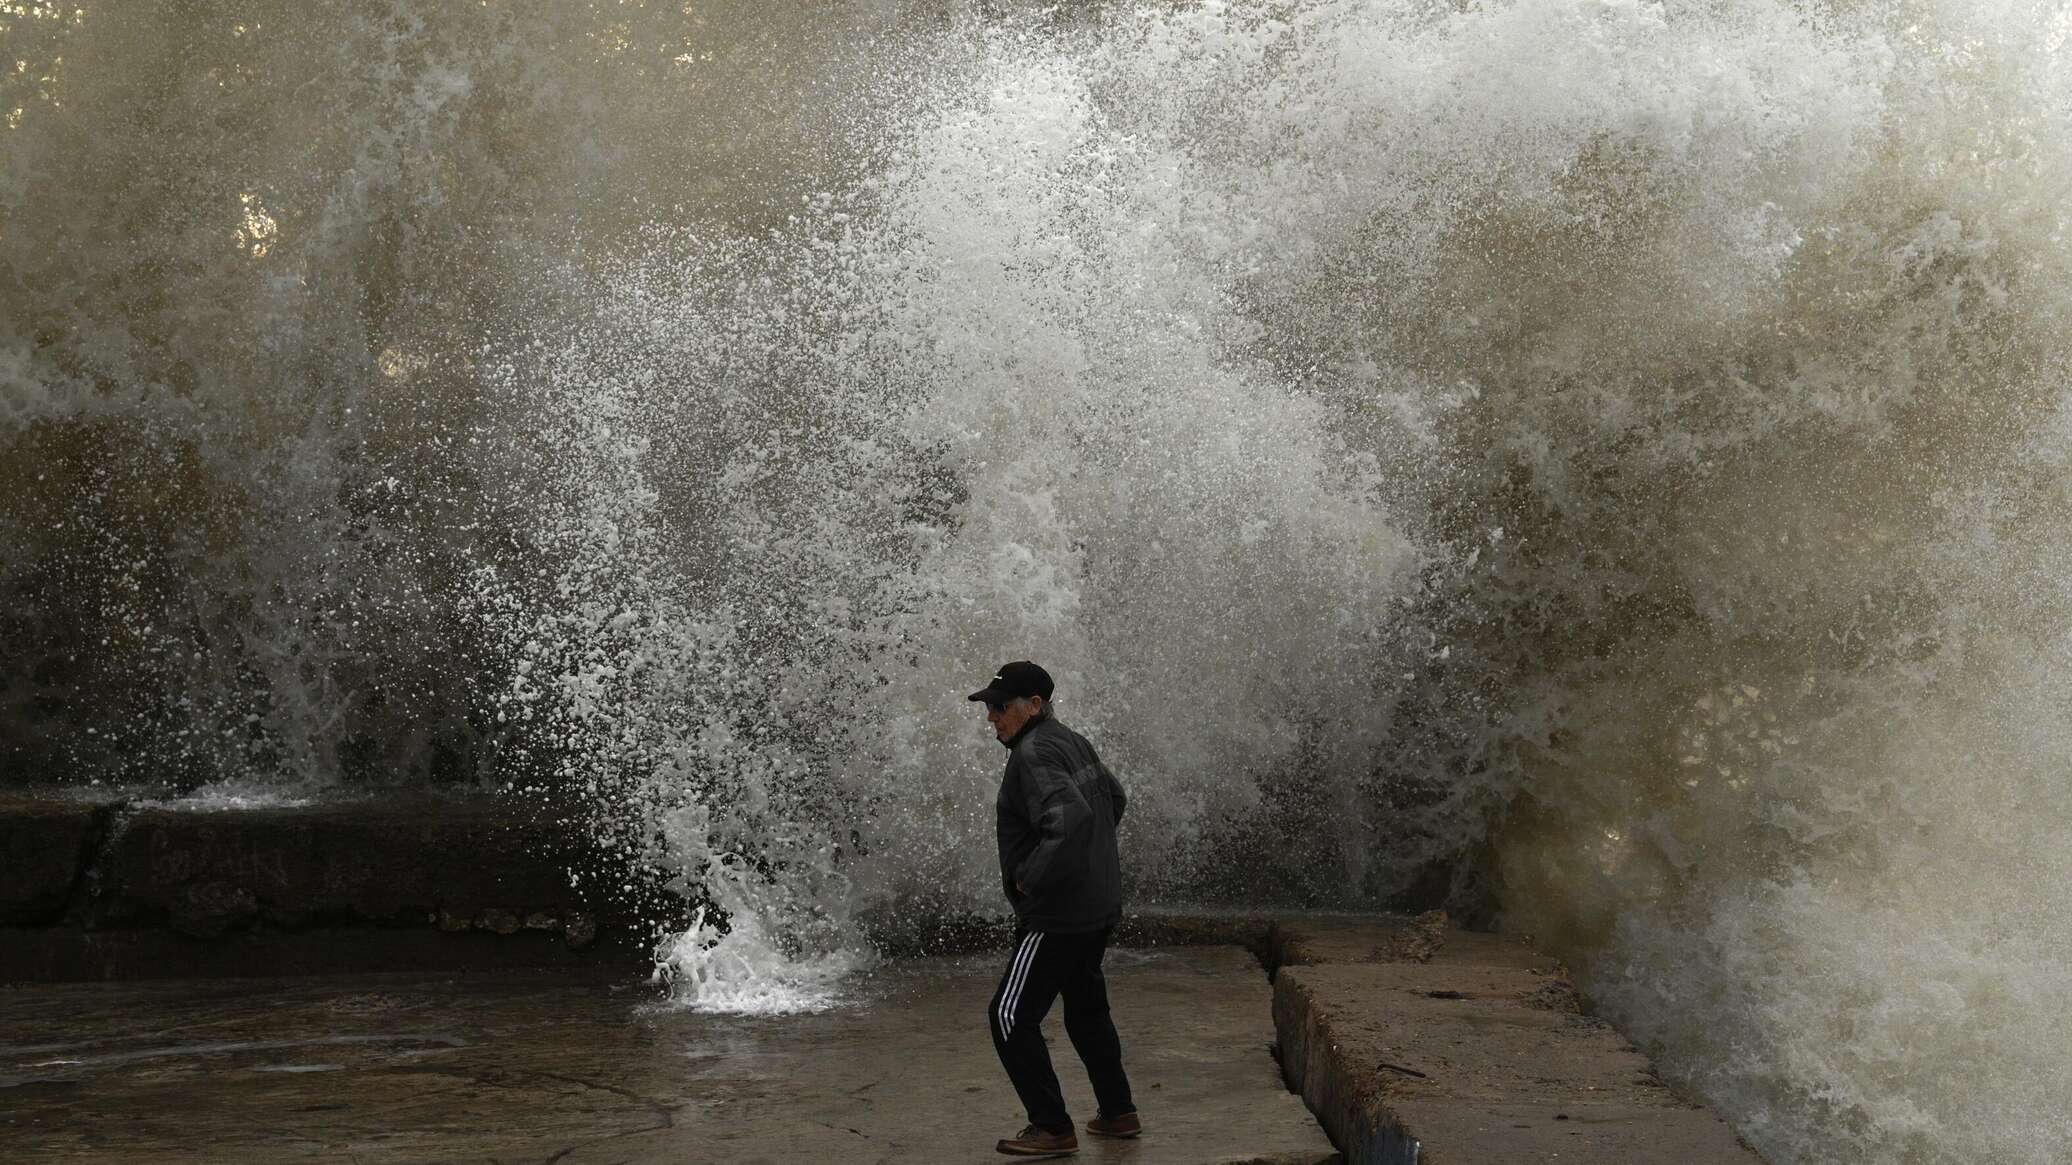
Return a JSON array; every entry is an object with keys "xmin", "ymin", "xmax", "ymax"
[
  {"xmin": 1269, "ymin": 916, "xmax": 1767, "ymax": 1165},
  {"xmin": 1, "ymin": 945, "xmax": 1333, "ymax": 1165},
  {"xmin": 1, "ymin": 792, "xmax": 1774, "ymax": 1163}
]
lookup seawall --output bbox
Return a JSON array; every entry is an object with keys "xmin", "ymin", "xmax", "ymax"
[
  {"xmin": 1, "ymin": 792, "xmax": 1769, "ymax": 1163},
  {"xmin": 0, "ymin": 791, "xmax": 637, "ymax": 981}
]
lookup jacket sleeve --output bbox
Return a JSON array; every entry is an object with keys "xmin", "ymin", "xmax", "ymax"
[
  {"xmin": 1013, "ymin": 745, "xmax": 1094, "ymax": 895},
  {"xmin": 1106, "ymin": 763, "xmax": 1126, "ymax": 826}
]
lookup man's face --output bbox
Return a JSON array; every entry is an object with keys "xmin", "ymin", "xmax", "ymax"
[{"xmin": 984, "ymin": 695, "xmax": 1041, "ymax": 743}]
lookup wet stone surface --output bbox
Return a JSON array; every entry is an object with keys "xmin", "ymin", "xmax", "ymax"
[
  {"xmin": 1268, "ymin": 917, "xmax": 1765, "ymax": 1165},
  {"xmin": 0, "ymin": 945, "xmax": 1335, "ymax": 1165}
]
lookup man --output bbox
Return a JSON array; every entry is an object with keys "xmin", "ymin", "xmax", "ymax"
[{"xmin": 968, "ymin": 660, "xmax": 1139, "ymax": 1158}]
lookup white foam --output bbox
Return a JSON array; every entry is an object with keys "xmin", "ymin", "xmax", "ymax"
[
  {"xmin": 142, "ymin": 779, "xmax": 323, "ymax": 812},
  {"xmin": 651, "ymin": 907, "xmax": 864, "ymax": 1017}
]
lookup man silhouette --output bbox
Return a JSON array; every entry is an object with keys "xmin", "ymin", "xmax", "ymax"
[{"xmin": 969, "ymin": 660, "xmax": 1140, "ymax": 1158}]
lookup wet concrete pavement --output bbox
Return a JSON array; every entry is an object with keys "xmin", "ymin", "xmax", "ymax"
[
  {"xmin": 1269, "ymin": 916, "xmax": 1766, "ymax": 1164},
  {"xmin": 0, "ymin": 944, "xmax": 1335, "ymax": 1165}
]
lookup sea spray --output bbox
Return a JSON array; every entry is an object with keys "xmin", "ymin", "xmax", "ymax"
[
  {"xmin": 466, "ymin": 265, "xmax": 874, "ymax": 1005},
  {"xmin": 6, "ymin": 2, "xmax": 2072, "ymax": 1160}
]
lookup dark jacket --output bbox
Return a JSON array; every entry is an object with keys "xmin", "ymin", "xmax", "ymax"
[{"xmin": 995, "ymin": 710, "xmax": 1127, "ymax": 933}]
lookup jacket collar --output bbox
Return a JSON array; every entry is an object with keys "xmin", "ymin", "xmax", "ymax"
[{"xmin": 1001, "ymin": 706, "xmax": 1052, "ymax": 750}]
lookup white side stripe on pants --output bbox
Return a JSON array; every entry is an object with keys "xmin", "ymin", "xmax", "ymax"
[{"xmin": 997, "ymin": 931, "xmax": 1044, "ymax": 1039}]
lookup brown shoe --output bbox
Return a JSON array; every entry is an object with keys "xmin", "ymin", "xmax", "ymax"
[
  {"xmin": 1085, "ymin": 1111, "xmax": 1142, "ymax": 1138},
  {"xmin": 996, "ymin": 1124, "xmax": 1078, "ymax": 1156}
]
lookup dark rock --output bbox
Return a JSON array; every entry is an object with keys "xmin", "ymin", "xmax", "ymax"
[
  {"xmin": 1381, "ymin": 909, "xmax": 1449, "ymax": 963},
  {"xmin": 562, "ymin": 912, "xmax": 597, "ymax": 950},
  {"xmin": 1523, "ymin": 969, "xmax": 1584, "ymax": 1013},
  {"xmin": 0, "ymin": 794, "xmax": 108, "ymax": 925},
  {"xmin": 170, "ymin": 881, "xmax": 258, "ymax": 938},
  {"xmin": 479, "ymin": 907, "xmax": 522, "ymax": 935}
]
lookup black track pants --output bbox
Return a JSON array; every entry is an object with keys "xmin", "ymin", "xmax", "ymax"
[{"xmin": 987, "ymin": 925, "xmax": 1135, "ymax": 1133}]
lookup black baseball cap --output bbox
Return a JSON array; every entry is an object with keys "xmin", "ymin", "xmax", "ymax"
[{"xmin": 967, "ymin": 660, "xmax": 1054, "ymax": 704}]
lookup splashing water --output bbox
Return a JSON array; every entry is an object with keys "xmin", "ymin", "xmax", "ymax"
[
  {"xmin": 7, "ymin": 1, "xmax": 2072, "ymax": 1160},
  {"xmin": 140, "ymin": 777, "xmax": 323, "ymax": 813},
  {"xmin": 652, "ymin": 908, "xmax": 861, "ymax": 1017},
  {"xmin": 650, "ymin": 803, "xmax": 866, "ymax": 1017}
]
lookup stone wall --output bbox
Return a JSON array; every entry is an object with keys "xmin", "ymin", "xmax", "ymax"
[{"xmin": 0, "ymin": 792, "xmax": 644, "ymax": 982}]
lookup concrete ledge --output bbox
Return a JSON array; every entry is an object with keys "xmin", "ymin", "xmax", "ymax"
[
  {"xmin": 1269, "ymin": 915, "xmax": 1765, "ymax": 1164},
  {"xmin": 0, "ymin": 793, "xmax": 107, "ymax": 924},
  {"xmin": 98, "ymin": 797, "xmax": 594, "ymax": 932},
  {"xmin": 0, "ymin": 791, "xmax": 641, "ymax": 983},
  {"xmin": 0, "ymin": 924, "xmax": 628, "ymax": 982}
]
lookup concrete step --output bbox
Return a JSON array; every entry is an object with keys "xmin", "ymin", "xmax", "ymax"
[{"xmin": 1267, "ymin": 915, "xmax": 1765, "ymax": 1165}]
